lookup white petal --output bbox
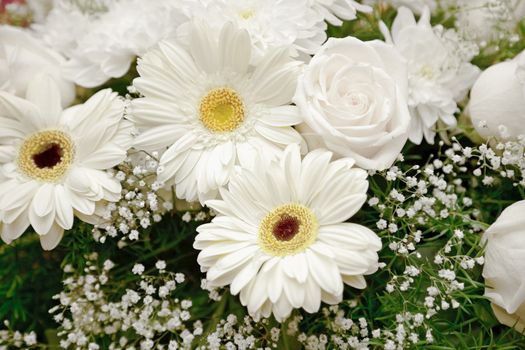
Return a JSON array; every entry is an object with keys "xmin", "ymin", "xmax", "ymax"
[
  {"xmin": 343, "ymin": 275, "xmax": 367, "ymax": 289},
  {"xmin": 1, "ymin": 214, "xmax": 30, "ymax": 243},
  {"xmin": 39, "ymin": 223, "xmax": 64, "ymax": 250},
  {"xmin": 306, "ymin": 249, "xmax": 343, "ymax": 295},
  {"xmin": 25, "ymin": 74, "xmax": 62, "ymax": 126},
  {"xmin": 32, "ymin": 183, "xmax": 55, "ymax": 217},
  {"xmin": 54, "ymin": 185, "xmax": 74, "ymax": 230},
  {"xmin": 219, "ymin": 22, "xmax": 251, "ymax": 74},
  {"xmin": 29, "ymin": 198, "xmax": 55, "ymax": 235}
]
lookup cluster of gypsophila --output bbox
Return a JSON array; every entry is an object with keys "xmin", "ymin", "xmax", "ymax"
[
  {"xmin": 49, "ymin": 253, "xmax": 201, "ymax": 350},
  {"xmin": 371, "ymin": 147, "xmax": 486, "ymax": 348},
  {"xmin": 288, "ymin": 304, "xmax": 368, "ymax": 350},
  {"xmin": 201, "ymin": 314, "xmax": 282, "ymax": 350},
  {"xmin": 454, "ymin": 0, "xmax": 517, "ymax": 46},
  {"xmin": 91, "ymin": 151, "xmax": 174, "ymax": 243},
  {"xmin": 456, "ymin": 132, "xmax": 525, "ymax": 188},
  {"xmin": 291, "ymin": 304, "xmax": 434, "ymax": 350},
  {"xmin": 0, "ymin": 321, "xmax": 38, "ymax": 349}
]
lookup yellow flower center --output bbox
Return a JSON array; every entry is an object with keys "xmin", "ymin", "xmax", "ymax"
[
  {"xmin": 239, "ymin": 9, "xmax": 255, "ymax": 19},
  {"xmin": 258, "ymin": 203, "xmax": 319, "ymax": 257},
  {"xmin": 17, "ymin": 130, "xmax": 75, "ymax": 182},
  {"xmin": 199, "ymin": 88, "xmax": 245, "ymax": 133}
]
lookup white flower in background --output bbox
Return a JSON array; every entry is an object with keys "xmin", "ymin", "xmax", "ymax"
[
  {"xmin": 455, "ymin": 0, "xmax": 524, "ymax": 45},
  {"xmin": 179, "ymin": 0, "xmax": 327, "ymax": 61},
  {"xmin": 194, "ymin": 144, "xmax": 381, "ymax": 321},
  {"xmin": 293, "ymin": 36, "xmax": 411, "ymax": 171},
  {"xmin": 35, "ymin": 0, "xmax": 186, "ymax": 87},
  {"xmin": 0, "ymin": 0, "xmax": 52, "ymax": 24},
  {"xmin": 309, "ymin": 0, "xmax": 372, "ymax": 26},
  {"xmin": 0, "ymin": 76, "xmax": 133, "ymax": 250},
  {"xmin": 26, "ymin": 0, "xmax": 54, "ymax": 23},
  {"xmin": 386, "ymin": 0, "xmax": 437, "ymax": 14},
  {"xmin": 129, "ymin": 22, "xmax": 304, "ymax": 203},
  {"xmin": 482, "ymin": 200, "xmax": 525, "ymax": 333},
  {"xmin": 469, "ymin": 50, "xmax": 525, "ymax": 140},
  {"xmin": 0, "ymin": 25, "xmax": 75, "ymax": 107},
  {"xmin": 381, "ymin": 7, "xmax": 480, "ymax": 144}
]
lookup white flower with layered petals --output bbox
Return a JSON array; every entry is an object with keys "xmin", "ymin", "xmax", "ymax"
[
  {"xmin": 386, "ymin": 0, "xmax": 438, "ymax": 14},
  {"xmin": 381, "ymin": 7, "xmax": 480, "ymax": 144},
  {"xmin": 0, "ymin": 25, "xmax": 75, "ymax": 107},
  {"xmin": 482, "ymin": 200, "xmax": 525, "ymax": 333},
  {"xmin": 0, "ymin": 76, "xmax": 133, "ymax": 250},
  {"xmin": 194, "ymin": 144, "xmax": 381, "ymax": 321},
  {"xmin": 129, "ymin": 22, "xmax": 304, "ymax": 203},
  {"xmin": 293, "ymin": 36, "xmax": 411, "ymax": 171},
  {"xmin": 179, "ymin": 0, "xmax": 327, "ymax": 60},
  {"xmin": 35, "ymin": 0, "xmax": 186, "ymax": 87},
  {"xmin": 309, "ymin": 0, "xmax": 372, "ymax": 26}
]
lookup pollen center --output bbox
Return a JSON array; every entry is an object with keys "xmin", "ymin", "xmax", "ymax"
[
  {"xmin": 18, "ymin": 130, "xmax": 75, "ymax": 182},
  {"xmin": 259, "ymin": 203, "xmax": 318, "ymax": 256},
  {"xmin": 239, "ymin": 9, "xmax": 255, "ymax": 19},
  {"xmin": 199, "ymin": 87, "xmax": 245, "ymax": 133}
]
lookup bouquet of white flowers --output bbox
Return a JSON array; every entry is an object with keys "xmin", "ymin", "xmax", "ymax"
[{"xmin": 1, "ymin": 0, "xmax": 525, "ymax": 349}]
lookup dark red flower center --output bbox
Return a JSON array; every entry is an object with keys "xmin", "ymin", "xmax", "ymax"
[
  {"xmin": 272, "ymin": 215, "xmax": 300, "ymax": 241},
  {"xmin": 33, "ymin": 143, "xmax": 63, "ymax": 169}
]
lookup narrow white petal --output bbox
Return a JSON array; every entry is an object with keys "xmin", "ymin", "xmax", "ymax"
[{"xmin": 39, "ymin": 223, "xmax": 64, "ymax": 250}]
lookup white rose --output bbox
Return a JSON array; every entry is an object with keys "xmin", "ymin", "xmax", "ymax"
[
  {"xmin": 0, "ymin": 25, "xmax": 75, "ymax": 107},
  {"xmin": 293, "ymin": 36, "xmax": 411, "ymax": 170},
  {"xmin": 469, "ymin": 51, "xmax": 525, "ymax": 140},
  {"xmin": 482, "ymin": 200, "xmax": 525, "ymax": 332}
]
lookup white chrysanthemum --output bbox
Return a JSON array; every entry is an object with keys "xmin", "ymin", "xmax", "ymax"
[
  {"xmin": 0, "ymin": 25, "xmax": 75, "ymax": 107},
  {"xmin": 27, "ymin": 0, "xmax": 54, "ymax": 23},
  {"xmin": 35, "ymin": 0, "xmax": 186, "ymax": 87},
  {"xmin": 386, "ymin": 0, "xmax": 438, "ymax": 14},
  {"xmin": 129, "ymin": 22, "xmax": 304, "ymax": 203},
  {"xmin": 0, "ymin": 76, "xmax": 133, "ymax": 250},
  {"xmin": 179, "ymin": 0, "xmax": 327, "ymax": 60},
  {"xmin": 309, "ymin": 0, "xmax": 371, "ymax": 25},
  {"xmin": 381, "ymin": 7, "xmax": 480, "ymax": 144},
  {"xmin": 194, "ymin": 144, "xmax": 381, "ymax": 321}
]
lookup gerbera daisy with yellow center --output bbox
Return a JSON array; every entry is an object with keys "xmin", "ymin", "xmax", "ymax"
[
  {"xmin": 128, "ymin": 22, "xmax": 304, "ymax": 203},
  {"xmin": 194, "ymin": 144, "xmax": 382, "ymax": 321},
  {"xmin": 0, "ymin": 75, "xmax": 133, "ymax": 250}
]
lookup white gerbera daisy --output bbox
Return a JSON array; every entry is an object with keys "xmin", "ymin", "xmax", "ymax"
[
  {"xmin": 35, "ymin": 0, "xmax": 186, "ymax": 87},
  {"xmin": 0, "ymin": 75, "xmax": 133, "ymax": 250},
  {"xmin": 309, "ymin": 0, "xmax": 372, "ymax": 26},
  {"xmin": 179, "ymin": 0, "xmax": 327, "ymax": 60},
  {"xmin": 194, "ymin": 144, "xmax": 382, "ymax": 321},
  {"xmin": 129, "ymin": 22, "xmax": 304, "ymax": 203}
]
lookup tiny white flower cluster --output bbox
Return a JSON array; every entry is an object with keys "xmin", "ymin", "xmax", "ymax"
[
  {"xmin": 294, "ymin": 304, "xmax": 435, "ymax": 349},
  {"xmin": 455, "ymin": 0, "xmax": 517, "ymax": 46},
  {"xmin": 49, "ymin": 253, "xmax": 201, "ymax": 350},
  {"xmin": 451, "ymin": 136, "xmax": 525, "ymax": 188},
  {"xmin": 0, "ymin": 320, "xmax": 38, "ymax": 349},
  {"xmin": 181, "ymin": 210, "xmax": 213, "ymax": 224},
  {"xmin": 200, "ymin": 279, "xmax": 223, "ymax": 302},
  {"xmin": 364, "ymin": 142, "xmax": 489, "ymax": 347},
  {"xmin": 92, "ymin": 152, "xmax": 174, "ymax": 243},
  {"xmin": 204, "ymin": 314, "xmax": 278, "ymax": 350}
]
